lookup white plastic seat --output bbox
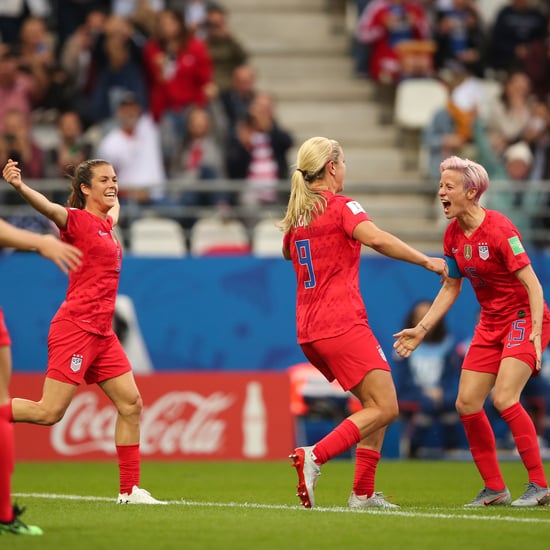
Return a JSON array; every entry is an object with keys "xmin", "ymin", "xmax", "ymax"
[
  {"xmin": 394, "ymin": 78, "xmax": 449, "ymax": 130},
  {"xmin": 394, "ymin": 78, "xmax": 449, "ymax": 169},
  {"xmin": 129, "ymin": 217, "xmax": 186, "ymax": 257},
  {"xmin": 190, "ymin": 216, "xmax": 250, "ymax": 256},
  {"xmin": 252, "ymin": 218, "xmax": 283, "ymax": 258}
]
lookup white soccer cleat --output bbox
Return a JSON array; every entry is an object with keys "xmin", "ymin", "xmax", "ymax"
[
  {"xmin": 348, "ymin": 491, "xmax": 400, "ymax": 509},
  {"xmin": 117, "ymin": 486, "xmax": 166, "ymax": 505}
]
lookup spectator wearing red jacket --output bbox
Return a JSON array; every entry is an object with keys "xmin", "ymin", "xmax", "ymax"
[{"xmin": 142, "ymin": 8, "xmax": 213, "ymax": 174}]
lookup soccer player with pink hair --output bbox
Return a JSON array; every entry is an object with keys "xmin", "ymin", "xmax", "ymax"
[{"xmin": 394, "ymin": 155, "xmax": 550, "ymax": 507}]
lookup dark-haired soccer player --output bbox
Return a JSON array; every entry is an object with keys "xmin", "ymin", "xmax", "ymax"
[{"xmin": 2, "ymin": 158, "xmax": 163, "ymax": 506}]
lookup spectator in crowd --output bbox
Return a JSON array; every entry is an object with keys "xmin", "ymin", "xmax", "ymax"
[
  {"xmin": 175, "ymin": 106, "xmax": 229, "ymax": 226},
  {"xmin": 88, "ymin": 14, "xmax": 149, "ymax": 124},
  {"xmin": 47, "ymin": 111, "xmax": 93, "ymax": 181},
  {"xmin": 60, "ymin": 9, "xmax": 107, "ymax": 122},
  {"xmin": 53, "ymin": 0, "xmax": 109, "ymax": 55},
  {"xmin": 395, "ymin": 299, "xmax": 465, "ymax": 458},
  {"xmin": 485, "ymin": 70, "xmax": 535, "ymax": 157},
  {"xmin": 489, "ymin": 0, "xmax": 548, "ymax": 74},
  {"xmin": 433, "ymin": 0, "xmax": 487, "ymax": 78},
  {"xmin": 96, "ymin": 91, "xmax": 166, "ymax": 209},
  {"xmin": 0, "ymin": 108, "xmax": 44, "ymax": 181},
  {"xmin": 356, "ymin": 0, "xmax": 434, "ymax": 122},
  {"xmin": 219, "ymin": 63, "xmax": 258, "ymax": 133},
  {"xmin": 0, "ymin": 45, "xmax": 40, "ymax": 133},
  {"xmin": 142, "ymin": 8, "xmax": 213, "ymax": 174},
  {"xmin": 184, "ymin": 0, "xmax": 210, "ymax": 39},
  {"xmin": 225, "ymin": 92, "xmax": 293, "ymax": 223},
  {"xmin": 204, "ymin": 3, "xmax": 249, "ymax": 95},
  {"xmin": 356, "ymin": 0, "xmax": 433, "ymax": 84},
  {"xmin": 423, "ymin": 74, "xmax": 476, "ymax": 181},
  {"xmin": 352, "ymin": 0, "xmax": 375, "ymax": 78},
  {"xmin": 0, "ymin": 0, "xmax": 50, "ymax": 46},
  {"xmin": 521, "ymin": 17, "xmax": 550, "ymax": 102}
]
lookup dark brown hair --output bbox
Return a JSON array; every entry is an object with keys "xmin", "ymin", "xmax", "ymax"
[{"xmin": 66, "ymin": 159, "xmax": 111, "ymax": 209}]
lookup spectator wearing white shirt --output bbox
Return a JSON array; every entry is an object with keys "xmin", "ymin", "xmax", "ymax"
[{"xmin": 96, "ymin": 91, "xmax": 166, "ymax": 206}]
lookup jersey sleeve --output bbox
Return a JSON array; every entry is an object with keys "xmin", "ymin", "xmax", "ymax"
[
  {"xmin": 341, "ymin": 199, "xmax": 371, "ymax": 237},
  {"xmin": 60, "ymin": 208, "xmax": 82, "ymax": 244},
  {"xmin": 495, "ymin": 218, "xmax": 530, "ymax": 273}
]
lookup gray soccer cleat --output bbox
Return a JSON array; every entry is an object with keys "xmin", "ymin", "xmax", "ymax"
[
  {"xmin": 464, "ymin": 487, "xmax": 511, "ymax": 507},
  {"xmin": 511, "ymin": 482, "xmax": 550, "ymax": 507},
  {"xmin": 348, "ymin": 491, "xmax": 399, "ymax": 509}
]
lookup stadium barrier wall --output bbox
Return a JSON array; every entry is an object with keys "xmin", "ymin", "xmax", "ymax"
[
  {"xmin": 11, "ymin": 372, "xmax": 293, "ymax": 461},
  {"xmin": 0, "ymin": 254, "xmax": 483, "ymax": 374}
]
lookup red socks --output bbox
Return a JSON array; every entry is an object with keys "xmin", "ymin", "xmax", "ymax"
[
  {"xmin": 461, "ymin": 410, "xmax": 506, "ymax": 491},
  {"xmin": 116, "ymin": 444, "xmax": 140, "ymax": 495},
  {"xmin": 501, "ymin": 402, "xmax": 548, "ymax": 487},
  {"xmin": 0, "ymin": 417, "xmax": 14, "ymax": 522},
  {"xmin": 312, "ymin": 418, "xmax": 361, "ymax": 465},
  {"xmin": 353, "ymin": 448, "xmax": 380, "ymax": 498}
]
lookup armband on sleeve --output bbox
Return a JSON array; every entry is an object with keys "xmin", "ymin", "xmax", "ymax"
[{"xmin": 445, "ymin": 255, "xmax": 461, "ymax": 278}]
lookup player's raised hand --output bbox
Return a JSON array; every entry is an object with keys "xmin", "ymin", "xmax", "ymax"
[{"xmin": 2, "ymin": 159, "xmax": 23, "ymax": 188}]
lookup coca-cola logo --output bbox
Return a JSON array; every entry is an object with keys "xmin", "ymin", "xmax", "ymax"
[{"xmin": 51, "ymin": 391, "xmax": 235, "ymax": 456}]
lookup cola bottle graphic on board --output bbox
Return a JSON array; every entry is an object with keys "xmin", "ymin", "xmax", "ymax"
[{"xmin": 242, "ymin": 381, "xmax": 267, "ymax": 458}]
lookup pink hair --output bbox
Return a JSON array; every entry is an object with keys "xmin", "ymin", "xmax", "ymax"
[{"xmin": 440, "ymin": 156, "xmax": 489, "ymax": 202}]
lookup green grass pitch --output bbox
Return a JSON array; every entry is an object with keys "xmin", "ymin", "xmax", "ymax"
[{"xmin": 8, "ymin": 459, "xmax": 550, "ymax": 549}]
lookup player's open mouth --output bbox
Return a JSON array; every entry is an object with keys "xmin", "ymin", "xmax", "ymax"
[{"xmin": 441, "ymin": 200, "xmax": 450, "ymax": 213}]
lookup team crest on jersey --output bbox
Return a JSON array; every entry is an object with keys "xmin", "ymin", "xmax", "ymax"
[
  {"xmin": 70, "ymin": 354, "xmax": 83, "ymax": 373},
  {"xmin": 464, "ymin": 244, "xmax": 472, "ymax": 261},
  {"xmin": 478, "ymin": 243, "xmax": 489, "ymax": 260},
  {"xmin": 346, "ymin": 201, "xmax": 365, "ymax": 215}
]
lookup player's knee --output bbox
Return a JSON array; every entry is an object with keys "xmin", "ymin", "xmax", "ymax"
[
  {"xmin": 384, "ymin": 401, "xmax": 399, "ymax": 424},
  {"xmin": 491, "ymin": 392, "xmax": 516, "ymax": 413},
  {"xmin": 118, "ymin": 392, "xmax": 143, "ymax": 418},
  {"xmin": 40, "ymin": 406, "xmax": 66, "ymax": 425}
]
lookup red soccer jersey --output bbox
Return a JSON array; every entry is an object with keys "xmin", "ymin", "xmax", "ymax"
[
  {"xmin": 54, "ymin": 208, "xmax": 122, "ymax": 335},
  {"xmin": 443, "ymin": 209, "xmax": 544, "ymax": 324},
  {"xmin": 283, "ymin": 192, "xmax": 371, "ymax": 343}
]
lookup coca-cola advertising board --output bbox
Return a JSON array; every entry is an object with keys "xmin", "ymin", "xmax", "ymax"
[{"xmin": 10, "ymin": 373, "xmax": 293, "ymax": 461}]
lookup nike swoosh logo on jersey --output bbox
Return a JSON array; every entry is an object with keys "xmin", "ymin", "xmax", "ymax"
[
  {"xmin": 98, "ymin": 230, "xmax": 109, "ymax": 236},
  {"xmin": 452, "ymin": 248, "xmax": 458, "ymax": 253},
  {"xmin": 506, "ymin": 342, "xmax": 521, "ymax": 348}
]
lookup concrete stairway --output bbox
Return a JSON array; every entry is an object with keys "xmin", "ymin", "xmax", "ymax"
[{"xmin": 224, "ymin": 0, "xmax": 444, "ymax": 252}]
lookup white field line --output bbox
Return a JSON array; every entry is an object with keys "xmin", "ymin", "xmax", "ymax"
[{"xmin": 13, "ymin": 493, "xmax": 550, "ymax": 524}]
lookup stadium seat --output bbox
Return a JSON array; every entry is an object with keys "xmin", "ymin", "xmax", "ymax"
[
  {"xmin": 190, "ymin": 216, "xmax": 250, "ymax": 256},
  {"xmin": 394, "ymin": 78, "xmax": 449, "ymax": 169},
  {"xmin": 252, "ymin": 218, "xmax": 283, "ymax": 257},
  {"xmin": 128, "ymin": 217, "xmax": 187, "ymax": 257}
]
